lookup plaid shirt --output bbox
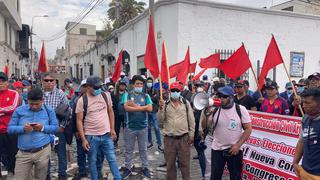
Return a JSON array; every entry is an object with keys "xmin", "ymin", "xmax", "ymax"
[{"xmin": 44, "ymin": 87, "xmax": 69, "ymax": 127}]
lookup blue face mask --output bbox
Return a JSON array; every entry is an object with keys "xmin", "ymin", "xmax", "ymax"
[
  {"xmin": 92, "ymin": 88, "xmax": 102, "ymax": 96},
  {"xmin": 171, "ymin": 92, "xmax": 181, "ymax": 100},
  {"xmin": 287, "ymin": 90, "xmax": 293, "ymax": 96},
  {"xmin": 134, "ymin": 87, "xmax": 143, "ymax": 93},
  {"xmin": 297, "ymin": 87, "xmax": 305, "ymax": 94},
  {"xmin": 147, "ymin": 83, "xmax": 153, "ymax": 88}
]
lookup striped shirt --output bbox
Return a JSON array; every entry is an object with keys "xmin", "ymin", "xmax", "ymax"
[{"xmin": 0, "ymin": 89, "xmax": 20, "ymax": 133}]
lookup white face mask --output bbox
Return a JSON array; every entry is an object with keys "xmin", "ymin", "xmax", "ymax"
[{"xmin": 197, "ymin": 87, "xmax": 204, "ymax": 92}]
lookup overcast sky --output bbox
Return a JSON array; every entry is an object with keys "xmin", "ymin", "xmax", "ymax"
[{"xmin": 21, "ymin": 0, "xmax": 288, "ymax": 59}]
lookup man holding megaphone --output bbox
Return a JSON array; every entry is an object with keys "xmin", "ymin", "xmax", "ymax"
[{"xmin": 199, "ymin": 86, "xmax": 252, "ymax": 180}]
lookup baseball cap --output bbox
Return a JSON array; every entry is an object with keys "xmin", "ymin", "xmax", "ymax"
[
  {"xmin": 13, "ymin": 81, "xmax": 23, "ymax": 88},
  {"xmin": 217, "ymin": 86, "xmax": 234, "ymax": 96},
  {"xmin": 80, "ymin": 79, "xmax": 87, "ymax": 86},
  {"xmin": 0, "ymin": 72, "xmax": 8, "ymax": 81},
  {"xmin": 308, "ymin": 72, "xmax": 320, "ymax": 80},
  {"xmin": 86, "ymin": 76, "xmax": 102, "ymax": 88},
  {"xmin": 285, "ymin": 82, "xmax": 292, "ymax": 89},
  {"xmin": 170, "ymin": 82, "xmax": 182, "ymax": 91},
  {"xmin": 212, "ymin": 77, "xmax": 219, "ymax": 82},
  {"xmin": 265, "ymin": 81, "xmax": 278, "ymax": 89},
  {"xmin": 22, "ymin": 80, "xmax": 31, "ymax": 86},
  {"xmin": 235, "ymin": 80, "xmax": 245, "ymax": 87}
]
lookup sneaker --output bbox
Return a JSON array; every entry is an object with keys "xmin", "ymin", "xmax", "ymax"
[
  {"xmin": 193, "ymin": 155, "xmax": 199, "ymax": 159},
  {"xmin": 142, "ymin": 168, "xmax": 151, "ymax": 178},
  {"xmin": 158, "ymin": 145, "xmax": 164, "ymax": 153},
  {"xmin": 122, "ymin": 168, "xmax": 132, "ymax": 179},
  {"xmin": 147, "ymin": 144, "xmax": 153, "ymax": 149},
  {"xmin": 7, "ymin": 172, "xmax": 14, "ymax": 180}
]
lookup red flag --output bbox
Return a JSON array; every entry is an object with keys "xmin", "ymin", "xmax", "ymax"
[
  {"xmin": 218, "ymin": 44, "xmax": 251, "ymax": 80},
  {"xmin": 144, "ymin": 16, "xmax": 159, "ymax": 78},
  {"xmin": 177, "ymin": 47, "xmax": 191, "ymax": 84},
  {"xmin": 4, "ymin": 65, "xmax": 9, "ymax": 77},
  {"xmin": 258, "ymin": 35, "xmax": 284, "ymax": 90},
  {"xmin": 111, "ymin": 50, "xmax": 123, "ymax": 82},
  {"xmin": 169, "ymin": 61, "xmax": 183, "ymax": 78},
  {"xmin": 161, "ymin": 41, "xmax": 170, "ymax": 84},
  {"xmin": 189, "ymin": 62, "xmax": 196, "ymax": 74},
  {"xmin": 193, "ymin": 68, "xmax": 208, "ymax": 81},
  {"xmin": 199, "ymin": 53, "xmax": 220, "ymax": 68},
  {"xmin": 38, "ymin": 42, "xmax": 48, "ymax": 73}
]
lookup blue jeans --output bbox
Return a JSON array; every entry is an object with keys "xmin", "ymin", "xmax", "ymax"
[
  {"xmin": 86, "ymin": 134, "xmax": 121, "ymax": 180},
  {"xmin": 76, "ymin": 138, "xmax": 104, "ymax": 176},
  {"xmin": 148, "ymin": 112, "xmax": 162, "ymax": 146},
  {"xmin": 54, "ymin": 132, "xmax": 67, "ymax": 177}
]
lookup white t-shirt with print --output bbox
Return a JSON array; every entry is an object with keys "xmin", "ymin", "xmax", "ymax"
[{"xmin": 210, "ymin": 104, "xmax": 251, "ymax": 150}]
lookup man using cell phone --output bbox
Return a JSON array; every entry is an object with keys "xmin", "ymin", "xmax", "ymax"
[{"xmin": 8, "ymin": 87, "xmax": 59, "ymax": 180}]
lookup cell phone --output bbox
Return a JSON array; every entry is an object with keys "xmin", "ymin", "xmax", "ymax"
[{"xmin": 29, "ymin": 123, "xmax": 38, "ymax": 126}]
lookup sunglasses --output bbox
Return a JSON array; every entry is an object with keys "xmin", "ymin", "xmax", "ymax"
[
  {"xmin": 92, "ymin": 86, "xmax": 101, "ymax": 90},
  {"xmin": 287, "ymin": 88, "xmax": 293, "ymax": 90},
  {"xmin": 235, "ymin": 86, "xmax": 244, "ymax": 88},
  {"xmin": 266, "ymin": 87, "xmax": 276, "ymax": 90},
  {"xmin": 170, "ymin": 89, "xmax": 180, "ymax": 93},
  {"xmin": 44, "ymin": 79, "xmax": 55, "ymax": 82},
  {"xmin": 216, "ymin": 93, "xmax": 229, "ymax": 99}
]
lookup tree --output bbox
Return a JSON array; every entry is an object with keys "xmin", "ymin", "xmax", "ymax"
[
  {"xmin": 108, "ymin": 0, "xmax": 146, "ymax": 29},
  {"xmin": 101, "ymin": 18, "xmax": 113, "ymax": 38}
]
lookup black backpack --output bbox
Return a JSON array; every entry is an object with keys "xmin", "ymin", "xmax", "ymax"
[{"xmin": 82, "ymin": 92, "xmax": 109, "ymax": 121}]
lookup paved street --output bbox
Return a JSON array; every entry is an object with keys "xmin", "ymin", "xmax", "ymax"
[{"xmin": 0, "ymin": 132, "xmax": 230, "ymax": 180}]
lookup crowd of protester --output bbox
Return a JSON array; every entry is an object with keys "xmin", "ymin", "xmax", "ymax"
[{"xmin": 0, "ymin": 70, "xmax": 319, "ymax": 180}]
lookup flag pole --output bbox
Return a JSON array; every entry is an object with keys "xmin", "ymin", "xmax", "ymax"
[
  {"xmin": 159, "ymin": 75, "xmax": 163, "ymax": 101},
  {"xmin": 250, "ymin": 66, "xmax": 263, "ymax": 98},
  {"xmin": 282, "ymin": 63, "xmax": 304, "ymax": 116}
]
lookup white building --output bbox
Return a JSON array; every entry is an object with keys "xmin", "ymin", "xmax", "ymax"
[
  {"xmin": 67, "ymin": 0, "xmax": 320, "ymax": 90},
  {"xmin": 0, "ymin": 0, "xmax": 22, "ymax": 77},
  {"xmin": 271, "ymin": 0, "xmax": 320, "ymax": 15}
]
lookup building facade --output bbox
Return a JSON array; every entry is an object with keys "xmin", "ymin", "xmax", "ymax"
[
  {"xmin": 0, "ymin": 0, "xmax": 22, "ymax": 77},
  {"xmin": 271, "ymin": 0, "xmax": 320, "ymax": 15},
  {"xmin": 67, "ymin": 0, "xmax": 320, "ymax": 90}
]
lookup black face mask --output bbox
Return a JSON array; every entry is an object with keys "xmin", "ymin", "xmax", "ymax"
[
  {"xmin": 221, "ymin": 97, "xmax": 234, "ymax": 109},
  {"xmin": 120, "ymin": 75, "xmax": 125, "ymax": 79}
]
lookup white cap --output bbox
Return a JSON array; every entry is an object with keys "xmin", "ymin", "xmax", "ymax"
[
  {"xmin": 212, "ymin": 77, "xmax": 219, "ymax": 82},
  {"xmin": 80, "ymin": 79, "xmax": 87, "ymax": 86},
  {"xmin": 120, "ymin": 72, "xmax": 125, "ymax": 76},
  {"xmin": 105, "ymin": 78, "xmax": 111, "ymax": 84},
  {"xmin": 141, "ymin": 75, "xmax": 147, "ymax": 80}
]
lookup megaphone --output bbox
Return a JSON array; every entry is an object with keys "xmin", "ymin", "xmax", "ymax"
[{"xmin": 192, "ymin": 92, "xmax": 221, "ymax": 111}]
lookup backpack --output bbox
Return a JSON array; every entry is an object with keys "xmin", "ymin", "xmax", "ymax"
[
  {"xmin": 164, "ymin": 97, "xmax": 190, "ymax": 131},
  {"xmin": 82, "ymin": 92, "xmax": 109, "ymax": 121}
]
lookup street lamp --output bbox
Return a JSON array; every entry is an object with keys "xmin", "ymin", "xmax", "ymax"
[{"xmin": 30, "ymin": 15, "xmax": 48, "ymax": 83}]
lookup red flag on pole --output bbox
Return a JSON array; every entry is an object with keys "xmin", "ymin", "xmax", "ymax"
[
  {"xmin": 161, "ymin": 41, "xmax": 170, "ymax": 84},
  {"xmin": 189, "ymin": 62, "xmax": 196, "ymax": 74},
  {"xmin": 258, "ymin": 35, "xmax": 284, "ymax": 90},
  {"xmin": 169, "ymin": 61, "xmax": 183, "ymax": 78},
  {"xmin": 111, "ymin": 50, "xmax": 123, "ymax": 82},
  {"xmin": 38, "ymin": 42, "xmax": 48, "ymax": 73},
  {"xmin": 193, "ymin": 68, "xmax": 208, "ymax": 81},
  {"xmin": 4, "ymin": 65, "xmax": 9, "ymax": 77},
  {"xmin": 199, "ymin": 53, "xmax": 220, "ymax": 68},
  {"xmin": 144, "ymin": 15, "xmax": 159, "ymax": 78},
  {"xmin": 218, "ymin": 44, "xmax": 251, "ymax": 80},
  {"xmin": 177, "ymin": 47, "xmax": 191, "ymax": 84}
]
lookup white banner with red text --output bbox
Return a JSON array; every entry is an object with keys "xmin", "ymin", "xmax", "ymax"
[{"xmin": 241, "ymin": 111, "xmax": 302, "ymax": 180}]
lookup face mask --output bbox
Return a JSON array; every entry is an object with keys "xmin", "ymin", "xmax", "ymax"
[
  {"xmin": 287, "ymin": 90, "xmax": 293, "ymax": 96},
  {"xmin": 68, "ymin": 83, "xmax": 73, "ymax": 88},
  {"xmin": 134, "ymin": 87, "xmax": 143, "ymax": 93},
  {"xmin": 147, "ymin": 83, "xmax": 153, "ymax": 88},
  {"xmin": 197, "ymin": 87, "xmax": 204, "ymax": 92},
  {"xmin": 23, "ymin": 88, "xmax": 28, "ymax": 93},
  {"xmin": 171, "ymin": 92, "xmax": 181, "ymax": 100},
  {"xmin": 92, "ymin": 88, "xmax": 102, "ymax": 96},
  {"xmin": 297, "ymin": 87, "xmax": 304, "ymax": 93}
]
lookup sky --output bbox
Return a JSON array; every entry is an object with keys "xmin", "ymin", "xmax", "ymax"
[{"xmin": 21, "ymin": 0, "xmax": 289, "ymax": 59}]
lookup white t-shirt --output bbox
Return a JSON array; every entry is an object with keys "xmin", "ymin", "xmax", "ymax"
[{"xmin": 210, "ymin": 104, "xmax": 251, "ymax": 150}]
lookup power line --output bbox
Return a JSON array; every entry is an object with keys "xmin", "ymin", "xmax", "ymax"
[{"xmin": 44, "ymin": 0, "xmax": 105, "ymax": 42}]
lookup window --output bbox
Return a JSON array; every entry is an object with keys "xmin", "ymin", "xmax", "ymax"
[
  {"xmin": 4, "ymin": 21, "xmax": 8, "ymax": 43},
  {"xmin": 9, "ymin": 25, "xmax": 12, "ymax": 46},
  {"xmin": 282, "ymin": 6, "xmax": 294, "ymax": 12},
  {"xmin": 80, "ymin": 28, "xmax": 87, "ymax": 35}
]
